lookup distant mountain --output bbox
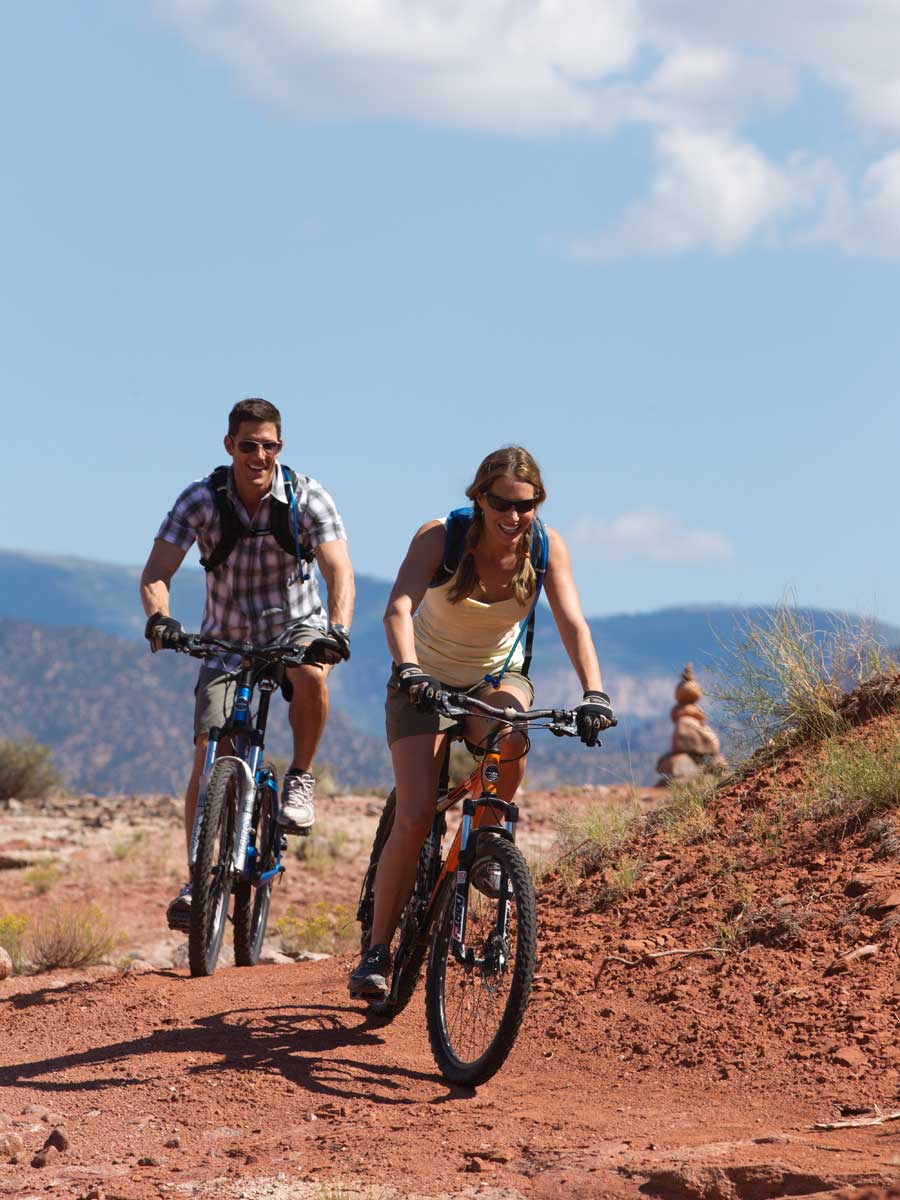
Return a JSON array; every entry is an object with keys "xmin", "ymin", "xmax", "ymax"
[{"xmin": 3, "ymin": 550, "xmax": 897, "ymax": 794}]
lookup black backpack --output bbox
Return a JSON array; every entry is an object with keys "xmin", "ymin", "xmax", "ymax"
[
  {"xmin": 199, "ymin": 464, "xmax": 316, "ymax": 578},
  {"xmin": 429, "ymin": 505, "xmax": 550, "ymax": 683}
]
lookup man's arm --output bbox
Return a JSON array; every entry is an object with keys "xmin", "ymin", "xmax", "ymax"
[
  {"xmin": 314, "ymin": 540, "xmax": 355, "ymax": 630},
  {"xmin": 140, "ymin": 539, "xmax": 188, "ymax": 619}
]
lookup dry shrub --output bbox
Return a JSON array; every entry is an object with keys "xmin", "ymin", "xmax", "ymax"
[
  {"xmin": 276, "ymin": 902, "xmax": 355, "ymax": 956},
  {"xmin": 0, "ymin": 737, "xmax": 61, "ymax": 802},
  {"xmin": 23, "ymin": 863, "xmax": 61, "ymax": 895},
  {"xmin": 27, "ymin": 904, "xmax": 117, "ymax": 971}
]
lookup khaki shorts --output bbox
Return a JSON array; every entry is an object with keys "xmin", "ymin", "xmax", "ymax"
[
  {"xmin": 193, "ymin": 622, "xmax": 323, "ymax": 739},
  {"xmin": 385, "ymin": 667, "xmax": 535, "ymax": 747}
]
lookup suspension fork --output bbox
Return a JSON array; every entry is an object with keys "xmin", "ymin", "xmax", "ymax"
[{"xmin": 451, "ymin": 749, "xmax": 519, "ymax": 966}]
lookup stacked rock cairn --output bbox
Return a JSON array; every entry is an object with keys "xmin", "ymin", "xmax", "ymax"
[{"xmin": 656, "ymin": 663, "xmax": 728, "ymax": 782}]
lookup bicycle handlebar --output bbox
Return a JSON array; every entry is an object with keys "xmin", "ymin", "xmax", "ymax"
[
  {"xmin": 166, "ymin": 632, "xmax": 314, "ymax": 669},
  {"xmin": 436, "ymin": 690, "xmax": 618, "ymax": 737}
]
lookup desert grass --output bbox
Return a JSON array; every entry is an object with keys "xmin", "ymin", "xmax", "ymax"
[
  {"xmin": 27, "ymin": 903, "xmax": 117, "ymax": 971},
  {"xmin": 276, "ymin": 902, "xmax": 356, "ymax": 956},
  {"xmin": 660, "ymin": 773, "xmax": 719, "ymax": 843},
  {"xmin": 23, "ymin": 863, "xmax": 61, "ymax": 895},
  {"xmin": 800, "ymin": 725, "xmax": 900, "ymax": 830}
]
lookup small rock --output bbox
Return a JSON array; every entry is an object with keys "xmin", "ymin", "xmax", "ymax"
[
  {"xmin": 31, "ymin": 1144, "xmax": 59, "ymax": 1169},
  {"xmin": 0, "ymin": 1132, "xmax": 24, "ymax": 1156},
  {"xmin": 138, "ymin": 1155, "xmax": 160, "ymax": 1166},
  {"xmin": 45, "ymin": 1127, "xmax": 69, "ymax": 1152},
  {"xmin": 833, "ymin": 1045, "xmax": 867, "ymax": 1069},
  {"xmin": 22, "ymin": 1105, "xmax": 50, "ymax": 1120},
  {"xmin": 85, "ymin": 1188, "xmax": 106, "ymax": 1200},
  {"xmin": 164, "ymin": 1137, "xmax": 181, "ymax": 1149},
  {"xmin": 0, "ymin": 947, "xmax": 12, "ymax": 980},
  {"xmin": 867, "ymin": 890, "xmax": 900, "ymax": 919}
]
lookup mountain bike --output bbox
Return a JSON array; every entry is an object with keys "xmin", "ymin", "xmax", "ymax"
[
  {"xmin": 356, "ymin": 691, "xmax": 614, "ymax": 1086},
  {"xmin": 165, "ymin": 632, "xmax": 315, "ymax": 977}
]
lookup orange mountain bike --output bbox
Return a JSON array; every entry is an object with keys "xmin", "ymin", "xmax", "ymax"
[{"xmin": 356, "ymin": 690, "xmax": 613, "ymax": 1086}]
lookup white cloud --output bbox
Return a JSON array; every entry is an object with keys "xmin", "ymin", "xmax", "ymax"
[
  {"xmin": 149, "ymin": 0, "xmax": 900, "ymax": 257},
  {"xmin": 571, "ymin": 128, "xmax": 813, "ymax": 258},
  {"xmin": 568, "ymin": 510, "xmax": 733, "ymax": 565}
]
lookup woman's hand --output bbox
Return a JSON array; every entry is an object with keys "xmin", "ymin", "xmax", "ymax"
[
  {"xmin": 575, "ymin": 691, "xmax": 615, "ymax": 746},
  {"xmin": 396, "ymin": 663, "xmax": 444, "ymax": 712}
]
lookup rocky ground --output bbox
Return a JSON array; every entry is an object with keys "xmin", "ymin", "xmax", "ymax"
[{"xmin": 2, "ymin": 742, "xmax": 900, "ymax": 1199}]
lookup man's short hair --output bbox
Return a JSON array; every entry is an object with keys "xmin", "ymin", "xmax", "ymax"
[{"xmin": 228, "ymin": 398, "xmax": 282, "ymax": 438}]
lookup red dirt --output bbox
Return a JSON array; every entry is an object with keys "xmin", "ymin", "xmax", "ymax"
[{"xmin": 3, "ymin": 714, "xmax": 900, "ymax": 1198}]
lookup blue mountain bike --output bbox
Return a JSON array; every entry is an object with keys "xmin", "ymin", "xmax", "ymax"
[{"xmin": 165, "ymin": 633, "xmax": 313, "ymax": 977}]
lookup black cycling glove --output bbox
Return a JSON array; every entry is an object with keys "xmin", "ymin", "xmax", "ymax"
[
  {"xmin": 575, "ymin": 690, "xmax": 615, "ymax": 746},
  {"xmin": 304, "ymin": 625, "xmax": 351, "ymax": 666},
  {"xmin": 144, "ymin": 613, "xmax": 185, "ymax": 653},
  {"xmin": 395, "ymin": 662, "xmax": 443, "ymax": 713}
]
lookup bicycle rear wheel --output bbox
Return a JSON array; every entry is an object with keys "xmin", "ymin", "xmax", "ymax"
[
  {"xmin": 358, "ymin": 790, "xmax": 444, "ymax": 1020},
  {"xmin": 425, "ymin": 833, "xmax": 536, "ymax": 1086},
  {"xmin": 189, "ymin": 758, "xmax": 238, "ymax": 977},
  {"xmin": 233, "ymin": 777, "xmax": 277, "ymax": 967}
]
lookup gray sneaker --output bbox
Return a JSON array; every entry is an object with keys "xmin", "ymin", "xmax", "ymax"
[{"xmin": 279, "ymin": 770, "xmax": 316, "ymax": 831}]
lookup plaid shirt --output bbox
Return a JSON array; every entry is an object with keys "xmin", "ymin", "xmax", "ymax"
[{"xmin": 156, "ymin": 464, "xmax": 346, "ymax": 670}]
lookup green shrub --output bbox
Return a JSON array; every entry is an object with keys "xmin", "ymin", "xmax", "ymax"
[
  {"xmin": 0, "ymin": 738, "xmax": 61, "ymax": 802},
  {"xmin": 661, "ymin": 774, "xmax": 718, "ymax": 842},
  {"xmin": 23, "ymin": 863, "xmax": 61, "ymax": 895},
  {"xmin": 714, "ymin": 600, "xmax": 896, "ymax": 753},
  {"xmin": 276, "ymin": 902, "xmax": 355, "ymax": 956},
  {"xmin": 802, "ymin": 727, "xmax": 900, "ymax": 829},
  {"xmin": 0, "ymin": 914, "xmax": 28, "ymax": 974},
  {"xmin": 27, "ymin": 904, "xmax": 117, "ymax": 972}
]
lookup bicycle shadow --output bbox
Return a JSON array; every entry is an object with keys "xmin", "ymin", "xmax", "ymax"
[{"xmin": 0, "ymin": 1000, "xmax": 450, "ymax": 1105}]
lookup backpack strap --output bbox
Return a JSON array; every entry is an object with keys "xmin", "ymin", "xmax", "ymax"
[
  {"xmin": 200, "ymin": 464, "xmax": 316, "ymax": 576},
  {"xmin": 484, "ymin": 517, "xmax": 550, "ymax": 687},
  {"xmin": 429, "ymin": 506, "xmax": 473, "ymax": 589},
  {"xmin": 199, "ymin": 466, "xmax": 247, "ymax": 572}
]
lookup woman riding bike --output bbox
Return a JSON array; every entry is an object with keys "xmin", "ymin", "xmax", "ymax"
[{"xmin": 348, "ymin": 445, "xmax": 615, "ymax": 999}]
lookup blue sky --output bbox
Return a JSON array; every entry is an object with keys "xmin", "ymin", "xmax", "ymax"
[{"xmin": 3, "ymin": 2, "xmax": 900, "ymax": 622}]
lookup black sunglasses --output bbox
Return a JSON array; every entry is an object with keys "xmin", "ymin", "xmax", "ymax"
[
  {"xmin": 482, "ymin": 491, "xmax": 537, "ymax": 515},
  {"xmin": 236, "ymin": 439, "xmax": 282, "ymax": 455}
]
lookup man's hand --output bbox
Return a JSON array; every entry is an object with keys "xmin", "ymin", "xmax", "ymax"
[
  {"xmin": 144, "ymin": 613, "xmax": 186, "ymax": 653},
  {"xmin": 575, "ymin": 691, "xmax": 615, "ymax": 746},
  {"xmin": 304, "ymin": 625, "xmax": 351, "ymax": 666},
  {"xmin": 395, "ymin": 662, "xmax": 443, "ymax": 712}
]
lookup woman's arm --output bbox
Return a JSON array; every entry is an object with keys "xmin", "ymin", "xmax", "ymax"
[
  {"xmin": 543, "ymin": 527, "xmax": 604, "ymax": 694},
  {"xmin": 383, "ymin": 522, "xmax": 446, "ymax": 664}
]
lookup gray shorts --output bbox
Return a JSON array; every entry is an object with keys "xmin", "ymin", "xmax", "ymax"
[
  {"xmin": 384, "ymin": 667, "xmax": 535, "ymax": 747},
  {"xmin": 193, "ymin": 622, "xmax": 322, "ymax": 739}
]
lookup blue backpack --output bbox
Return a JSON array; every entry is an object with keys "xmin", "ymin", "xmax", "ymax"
[{"xmin": 429, "ymin": 506, "xmax": 550, "ymax": 686}]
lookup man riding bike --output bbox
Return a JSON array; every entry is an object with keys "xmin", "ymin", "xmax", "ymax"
[{"xmin": 140, "ymin": 397, "xmax": 355, "ymax": 930}]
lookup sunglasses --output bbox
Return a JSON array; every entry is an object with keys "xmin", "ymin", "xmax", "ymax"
[
  {"xmin": 482, "ymin": 491, "xmax": 537, "ymax": 515},
  {"xmin": 235, "ymin": 439, "xmax": 282, "ymax": 455}
]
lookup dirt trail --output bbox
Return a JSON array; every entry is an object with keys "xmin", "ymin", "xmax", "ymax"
[{"xmin": 2, "ymin": 760, "xmax": 900, "ymax": 1198}]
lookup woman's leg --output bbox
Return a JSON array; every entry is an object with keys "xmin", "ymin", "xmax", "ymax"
[
  {"xmin": 370, "ymin": 731, "xmax": 448, "ymax": 947},
  {"xmin": 465, "ymin": 682, "xmax": 531, "ymax": 802}
]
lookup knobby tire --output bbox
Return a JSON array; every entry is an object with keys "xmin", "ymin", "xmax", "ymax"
[
  {"xmin": 233, "ymin": 777, "xmax": 276, "ymax": 967},
  {"xmin": 425, "ymin": 833, "xmax": 537, "ymax": 1086},
  {"xmin": 188, "ymin": 758, "xmax": 238, "ymax": 977}
]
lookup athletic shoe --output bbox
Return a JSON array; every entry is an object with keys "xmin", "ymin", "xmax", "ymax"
[
  {"xmin": 278, "ymin": 770, "xmax": 316, "ymax": 831},
  {"xmin": 166, "ymin": 881, "xmax": 192, "ymax": 931},
  {"xmin": 348, "ymin": 943, "xmax": 391, "ymax": 999}
]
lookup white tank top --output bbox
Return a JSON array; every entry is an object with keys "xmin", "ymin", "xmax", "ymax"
[{"xmin": 413, "ymin": 576, "xmax": 530, "ymax": 688}]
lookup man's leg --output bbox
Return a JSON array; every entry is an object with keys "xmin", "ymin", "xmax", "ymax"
[{"xmin": 278, "ymin": 661, "xmax": 333, "ymax": 831}]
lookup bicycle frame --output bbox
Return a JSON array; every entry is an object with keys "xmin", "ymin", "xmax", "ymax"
[{"xmin": 188, "ymin": 653, "xmax": 284, "ymax": 888}]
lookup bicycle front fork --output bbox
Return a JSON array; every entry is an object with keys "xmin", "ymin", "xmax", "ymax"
[{"xmin": 451, "ymin": 790, "xmax": 518, "ymax": 966}]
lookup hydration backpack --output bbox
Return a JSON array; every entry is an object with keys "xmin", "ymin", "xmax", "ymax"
[
  {"xmin": 199, "ymin": 463, "xmax": 315, "ymax": 579},
  {"xmin": 430, "ymin": 506, "xmax": 550, "ymax": 684}
]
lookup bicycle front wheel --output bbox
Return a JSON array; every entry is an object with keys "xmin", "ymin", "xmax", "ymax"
[
  {"xmin": 233, "ymin": 780, "xmax": 276, "ymax": 967},
  {"xmin": 425, "ymin": 833, "xmax": 537, "ymax": 1086},
  {"xmin": 189, "ymin": 758, "xmax": 238, "ymax": 977}
]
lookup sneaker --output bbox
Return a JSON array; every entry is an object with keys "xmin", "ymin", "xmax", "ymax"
[
  {"xmin": 278, "ymin": 770, "xmax": 316, "ymax": 832},
  {"xmin": 348, "ymin": 943, "xmax": 392, "ymax": 999},
  {"xmin": 470, "ymin": 860, "xmax": 503, "ymax": 899},
  {"xmin": 166, "ymin": 881, "xmax": 192, "ymax": 931}
]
